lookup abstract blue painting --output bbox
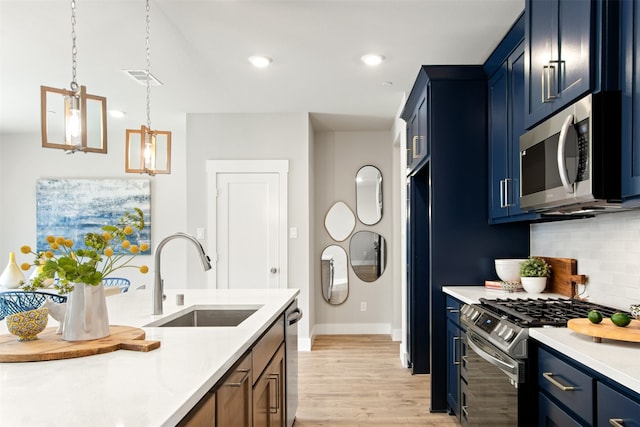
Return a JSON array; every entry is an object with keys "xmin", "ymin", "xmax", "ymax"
[{"xmin": 36, "ymin": 179, "xmax": 151, "ymax": 254}]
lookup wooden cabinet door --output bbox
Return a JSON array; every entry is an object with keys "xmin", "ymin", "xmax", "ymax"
[
  {"xmin": 179, "ymin": 391, "xmax": 216, "ymax": 427},
  {"xmin": 217, "ymin": 355, "xmax": 253, "ymax": 427},
  {"xmin": 253, "ymin": 344, "xmax": 285, "ymax": 427}
]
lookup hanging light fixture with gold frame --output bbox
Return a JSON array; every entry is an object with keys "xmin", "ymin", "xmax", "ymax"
[
  {"xmin": 125, "ymin": 0, "xmax": 171, "ymax": 175},
  {"xmin": 41, "ymin": 0, "xmax": 107, "ymax": 154}
]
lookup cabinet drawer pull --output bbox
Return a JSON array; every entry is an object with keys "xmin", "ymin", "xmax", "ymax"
[
  {"xmin": 542, "ymin": 372, "xmax": 576, "ymax": 391},
  {"xmin": 446, "ymin": 306, "xmax": 460, "ymax": 313},
  {"xmin": 226, "ymin": 368, "xmax": 250, "ymax": 387},
  {"xmin": 412, "ymin": 136, "xmax": 420, "ymax": 159},
  {"xmin": 453, "ymin": 336, "xmax": 461, "ymax": 365},
  {"xmin": 267, "ymin": 373, "xmax": 280, "ymax": 414},
  {"xmin": 609, "ymin": 419, "xmax": 625, "ymax": 427}
]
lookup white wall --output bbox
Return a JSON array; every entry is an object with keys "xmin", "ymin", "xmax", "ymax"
[
  {"xmin": 531, "ymin": 209, "xmax": 640, "ymax": 309},
  {"xmin": 185, "ymin": 112, "xmax": 313, "ymax": 348},
  {"xmin": 0, "ymin": 117, "xmax": 191, "ymax": 296},
  {"xmin": 313, "ymin": 130, "xmax": 396, "ymax": 336}
]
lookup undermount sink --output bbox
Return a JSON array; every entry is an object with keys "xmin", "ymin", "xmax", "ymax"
[{"xmin": 145, "ymin": 305, "xmax": 262, "ymax": 327}]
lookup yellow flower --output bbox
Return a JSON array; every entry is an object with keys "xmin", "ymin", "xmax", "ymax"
[
  {"xmin": 122, "ymin": 240, "xmax": 131, "ymax": 249},
  {"xmin": 44, "ymin": 251, "xmax": 54, "ymax": 259},
  {"xmin": 20, "ymin": 263, "xmax": 31, "ymax": 271},
  {"xmin": 46, "ymin": 235, "xmax": 55, "ymax": 243},
  {"xmin": 50, "ymin": 242, "xmax": 59, "ymax": 250},
  {"xmin": 64, "ymin": 239, "xmax": 73, "ymax": 248},
  {"xmin": 140, "ymin": 243, "xmax": 149, "ymax": 252},
  {"xmin": 55, "ymin": 236, "xmax": 65, "ymax": 245},
  {"xmin": 102, "ymin": 232, "xmax": 112, "ymax": 241},
  {"xmin": 123, "ymin": 226, "xmax": 133, "ymax": 235},
  {"xmin": 130, "ymin": 245, "xmax": 140, "ymax": 254},
  {"xmin": 104, "ymin": 248, "xmax": 114, "ymax": 257},
  {"xmin": 139, "ymin": 265, "xmax": 149, "ymax": 274},
  {"xmin": 20, "ymin": 245, "xmax": 31, "ymax": 254}
]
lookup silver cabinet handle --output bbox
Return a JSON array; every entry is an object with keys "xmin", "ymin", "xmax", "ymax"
[
  {"xmin": 412, "ymin": 136, "xmax": 420, "ymax": 159},
  {"xmin": 609, "ymin": 419, "xmax": 625, "ymax": 427},
  {"xmin": 453, "ymin": 336, "xmax": 461, "ymax": 366},
  {"xmin": 226, "ymin": 368, "xmax": 250, "ymax": 387},
  {"xmin": 500, "ymin": 179, "xmax": 507, "ymax": 208},
  {"xmin": 462, "ymin": 405, "xmax": 469, "ymax": 420},
  {"xmin": 267, "ymin": 373, "xmax": 280, "ymax": 414},
  {"xmin": 446, "ymin": 306, "xmax": 460, "ymax": 313},
  {"xmin": 542, "ymin": 372, "xmax": 576, "ymax": 391},
  {"xmin": 504, "ymin": 178, "xmax": 513, "ymax": 207}
]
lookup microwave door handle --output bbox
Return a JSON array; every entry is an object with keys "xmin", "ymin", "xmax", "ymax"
[{"xmin": 557, "ymin": 114, "xmax": 575, "ymax": 194}]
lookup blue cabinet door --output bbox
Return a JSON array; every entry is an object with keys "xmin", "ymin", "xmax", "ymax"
[
  {"xmin": 446, "ymin": 318, "xmax": 461, "ymax": 416},
  {"xmin": 622, "ymin": 0, "xmax": 640, "ymax": 202},
  {"xmin": 525, "ymin": 0, "xmax": 592, "ymax": 128},
  {"xmin": 597, "ymin": 382, "xmax": 640, "ymax": 427},
  {"xmin": 488, "ymin": 63, "xmax": 510, "ymax": 220}
]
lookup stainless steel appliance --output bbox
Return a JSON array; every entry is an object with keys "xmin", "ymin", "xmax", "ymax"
[
  {"xmin": 285, "ymin": 301, "xmax": 302, "ymax": 427},
  {"xmin": 519, "ymin": 92, "xmax": 621, "ymax": 214},
  {"xmin": 460, "ymin": 297, "xmax": 622, "ymax": 426}
]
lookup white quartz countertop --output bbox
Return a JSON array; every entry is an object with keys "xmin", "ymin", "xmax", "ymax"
[
  {"xmin": 443, "ymin": 285, "xmax": 640, "ymax": 394},
  {"xmin": 0, "ymin": 288, "xmax": 299, "ymax": 427}
]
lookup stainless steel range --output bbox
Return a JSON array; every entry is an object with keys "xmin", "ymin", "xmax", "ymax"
[{"xmin": 459, "ymin": 297, "xmax": 622, "ymax": 427}]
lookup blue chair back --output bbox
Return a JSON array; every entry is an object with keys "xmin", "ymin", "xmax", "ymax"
[
  {"xmin": 0, "ymin": 291, "xmax": 67, "ymax": 320},
  {"xmin": 102, "ymin": 277, "xmax": 131, "ymax": 293}
]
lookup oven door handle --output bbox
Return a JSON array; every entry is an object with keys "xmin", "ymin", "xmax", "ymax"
[{"xmin": 467, "ymin": 333, "xmax": 518, "ymax": 375}]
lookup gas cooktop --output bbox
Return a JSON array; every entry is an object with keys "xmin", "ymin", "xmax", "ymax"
[{"xmin": 478, "ymin": 297, "xmax": 624, "ymax": 328}]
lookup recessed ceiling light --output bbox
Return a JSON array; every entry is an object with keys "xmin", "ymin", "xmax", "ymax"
[
  {"xmin": 109, "ymin": 110, "xmax": 126, "ymax": 118},
  {"xmin": 248, "ymin": 56, "xmax": 273, "ymax": 68},
  {"xmin": 361, "ymin": 54, "xmax": 385, "ymax": 66},
  {"xmin": 382, "ymin": 81, "xmax": 393, "ymax": 86}
]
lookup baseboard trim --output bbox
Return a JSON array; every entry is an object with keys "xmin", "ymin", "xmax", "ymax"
[{"xmin": 314, "ymin": 322, "xmax": 392, "ymax": 335}]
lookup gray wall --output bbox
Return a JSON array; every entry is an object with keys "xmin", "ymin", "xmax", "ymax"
[{"xmin": 313, "ymin": 130, "xmax": 397, "ymax": 335}]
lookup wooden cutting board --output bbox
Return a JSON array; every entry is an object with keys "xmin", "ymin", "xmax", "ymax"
[
  {"xmin": 568, "ymin": 318, "xmax": 640, "ymax": 343},
  {"xmin": 0, "ymin": 325, "xmax": 160, "ymax": 362},
  {"xmin": 537, "ymin": 256, "xmax": 585, "ymax": 298}
]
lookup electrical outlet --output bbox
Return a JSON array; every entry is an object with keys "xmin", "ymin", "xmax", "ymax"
[{"xmin": 360, "ymin": 302, "xmax": 367, "ymax": 312}]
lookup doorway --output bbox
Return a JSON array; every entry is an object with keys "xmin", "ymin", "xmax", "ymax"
[{"xmin": 206, "ymin": 160, "xmax": 289, "ymax": 289}]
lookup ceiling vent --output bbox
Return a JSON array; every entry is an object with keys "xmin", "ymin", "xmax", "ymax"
[{"xmin": 122, "ymin": 69, "xmax": 163, "ymax": 86}]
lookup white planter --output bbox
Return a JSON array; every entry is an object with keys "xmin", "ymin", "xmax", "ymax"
[
  {"xmin": 62, "ymin": 282, "xmax": 110, "ymax": 341},
  {"xmin": 520, "ymin": 277, "xmax": 547, "ymax": 293}
]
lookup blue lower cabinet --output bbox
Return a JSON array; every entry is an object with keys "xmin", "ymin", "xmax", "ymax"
[
  {"xmin": 538, "ymin": 392, "xmax": 583, "ymax": 427},
  {"xmin": 597, "ymin": 382, "xmax": 640, "ymax": 427}
]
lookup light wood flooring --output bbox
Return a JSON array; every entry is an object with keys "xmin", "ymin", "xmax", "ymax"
[{"xmin": 295, "ymin": 335, "xmax": 462, "ymax": 427}]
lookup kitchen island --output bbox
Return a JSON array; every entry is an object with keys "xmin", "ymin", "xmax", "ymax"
[
  {"xmin": 0, "ymin": 288, "xmax": 299, "ymax": 426},
  {"xmin": 443, "ymin": 285, "xmax": 640, "ymax": 394}
]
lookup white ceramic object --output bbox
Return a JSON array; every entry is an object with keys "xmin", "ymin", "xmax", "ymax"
[
  {"xmin": 0, "ymin": 252, "xmax": 25, "ymax": 289},
  {"xmin": 521, "ymin": 276, "xmax": 547, "ymax": 293},
  {"xmin": 62, "ymin": 282, "xmax": 110, "ymax": 341},
  {"xmin": 494, "ymin": 259, "xmax": 527, "ymax": 282}
]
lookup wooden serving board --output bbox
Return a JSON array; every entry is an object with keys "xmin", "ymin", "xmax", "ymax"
[
  {"xmin": 0, "ymin": 325, "xmax": 160, "ymax": 362},
  {"xmin": 568, "ymin": 318, "xmax": 640, "ymax": 343},
  {"xmin": 537, "ymin": 256, "xmax": 585, "ymax": 298}
]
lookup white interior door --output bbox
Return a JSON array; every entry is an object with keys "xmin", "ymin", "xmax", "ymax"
[{"xmin": 207, "ymin": 160, "xmax": 288, "ymax": 289}]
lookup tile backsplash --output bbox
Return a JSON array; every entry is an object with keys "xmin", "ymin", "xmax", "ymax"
[{"xmin": 531, "ymin": 209, "xmax": 640, "ymax": 310}]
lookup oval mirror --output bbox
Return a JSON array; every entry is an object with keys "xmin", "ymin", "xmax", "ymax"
[
  {"xmin": 324, "ymin": 201, "xmax": 356, "ymax": 242},
  {"xmin": 356, "ymin": 165, "xmax": 382, "ymax": 225},
  {"xmin": 349, "ymin": 231, "xmax": 387, "ymax": 282},
  {"xmin": 321, "ymin": 245, "xmax": 349, "ymax": 305}
]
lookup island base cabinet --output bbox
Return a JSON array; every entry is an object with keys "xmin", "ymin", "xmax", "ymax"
[
  {"xmin": 597, "ymin": 382, "xmax": 640, "ymax": 427},
  {"xmin": 178, "ymin": 391, "xmax": 216, "ymax": 427},
  {"xmin": 217, "ymin": 354, "xmax": 253, "ymax": 427},
  {"xmin": 253, "ymin": 344, "xmax": 286, "ymax": 427}
]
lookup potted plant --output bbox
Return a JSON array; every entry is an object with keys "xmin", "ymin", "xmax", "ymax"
[{"xmin": 519, "ymin": 256, "xmax": 551, "ymax": 293}]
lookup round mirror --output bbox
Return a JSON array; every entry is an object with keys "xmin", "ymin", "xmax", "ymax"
[
  {"xmin": 349, "ymin": 231, "xmax": 387, "ymax": 282},
  {"xmin": 324, "ymin": 201, "xmax": 356, "ymax": 242},
  {"xmin": 321, "ymin": 245, "xmax": 349, "ymax": 305},
  {"xmin": 356, "ymin": 165, "xmax": 382, "ymax": 225}
]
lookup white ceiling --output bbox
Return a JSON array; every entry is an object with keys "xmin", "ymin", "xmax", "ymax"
[{"xmin": 0, "ymin": 0, "xmax": 524, "ymax": 136}]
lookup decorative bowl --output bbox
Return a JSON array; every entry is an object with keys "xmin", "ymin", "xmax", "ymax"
[
  {"xmin": 495, "ymin": 259, "xmax": 527, "ymax": 282},
  {"xmin": 630, "ymin": 304, "xmax": 640, "ymax": 320},
  {"xmin": 6, "ymin": 307, "xmax": 49, "ymax": 341}
]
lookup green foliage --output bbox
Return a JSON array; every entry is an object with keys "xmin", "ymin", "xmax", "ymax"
[{"xmin": 519, "ymin": 256, "xmax": 551, "ymax": 277}]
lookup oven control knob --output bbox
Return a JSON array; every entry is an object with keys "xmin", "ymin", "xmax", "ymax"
[
  {"xmin": 470, "ymin": 310, "xmax": 480, "ymax": 321},
  {"xmin": 503, "ymin": 328, "xmax": 515, "ymax": 342}
]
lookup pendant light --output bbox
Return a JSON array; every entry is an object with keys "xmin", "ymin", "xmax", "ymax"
[
  {"xmin": 41, "ymin": 0, "xmax": 107, "ymax": 154},
  {"xmin": 125, "ymin": 0, "xmax": 171, "ymax": 175}
]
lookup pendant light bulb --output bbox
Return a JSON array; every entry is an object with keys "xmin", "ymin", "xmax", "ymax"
[{"xmin": 66, "ymin": 94, "xmax": 82, "ymax": 146}]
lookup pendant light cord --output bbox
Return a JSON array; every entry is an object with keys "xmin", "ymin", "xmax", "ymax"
[
  {"xmin": 70, "ymin": 0, "xmax": 78, "ymax": 91},
  {"xmin": 145, "ymin": 0, "xmax": 152, "ymax": 130}
]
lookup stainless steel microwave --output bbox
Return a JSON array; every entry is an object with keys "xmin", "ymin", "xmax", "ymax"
[{"xmin": 519, "ymin": 92, "xmax": 621, "ymax": 214}]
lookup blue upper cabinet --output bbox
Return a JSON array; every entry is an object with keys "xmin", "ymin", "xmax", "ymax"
[
  {"xmin": 622, "ymin": 0, "xmax": 640, "ymax": 203},
  {"xmin": 524, "ymin": 0, "xmax": 618, "ymax": 129},
  {"xmin": 402, "ymin": 75, "xmax": 429, "ymax": 174},
  {"xmin": 486, "ymin": 15, "xmax": 539, "ymax": 223}
]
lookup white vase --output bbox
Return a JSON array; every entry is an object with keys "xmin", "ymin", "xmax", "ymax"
[
  {"xmin": 62, "ymin": 282, "xmax": 110, "ymax": 341},
  {"xmin": 521, "ymin": 277, "xmax": 547, "ymax": 293},
  {"xmin": 0, "ymin": 252, "xmax": 26, "ymax": 289}
]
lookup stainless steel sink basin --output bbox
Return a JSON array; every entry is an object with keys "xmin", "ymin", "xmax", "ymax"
[{"xmin": 145, "ymin": 305, "xmax": 262, "ymax": 327}]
